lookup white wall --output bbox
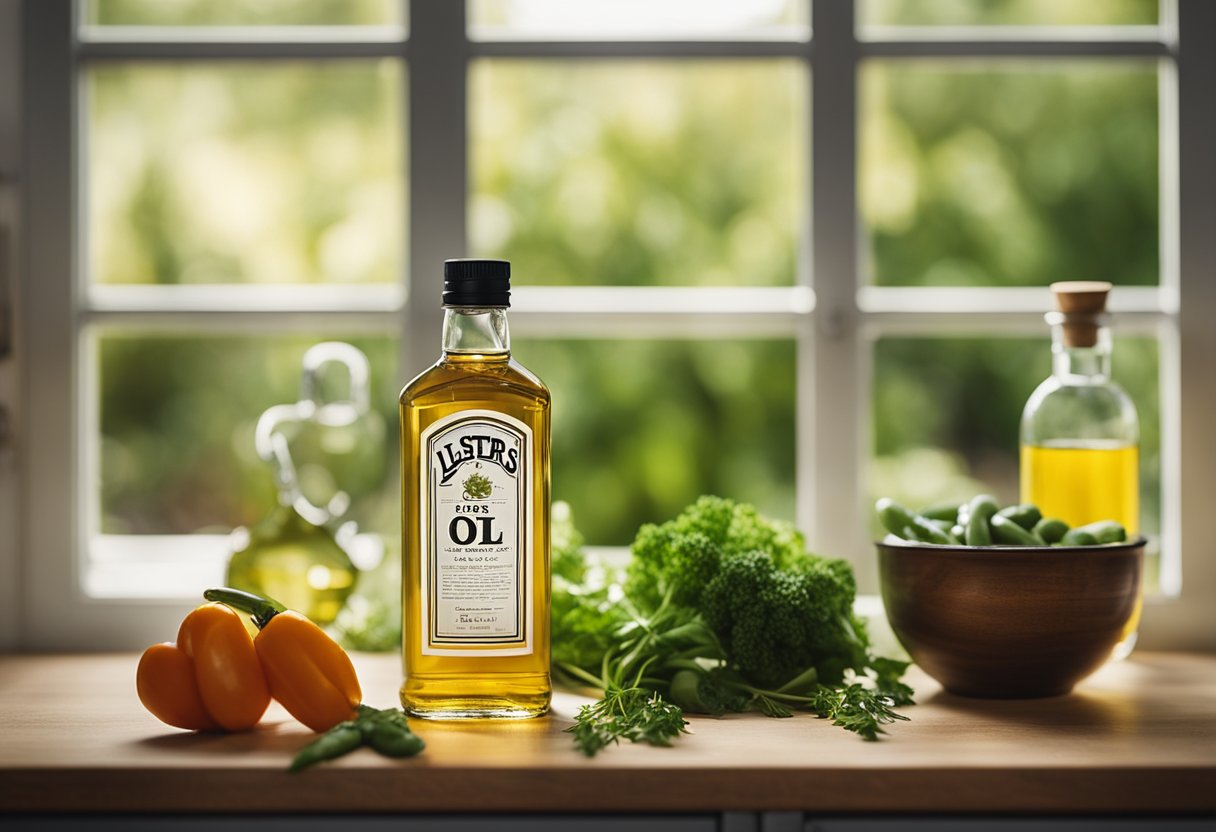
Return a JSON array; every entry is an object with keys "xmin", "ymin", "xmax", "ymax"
[{"xmin": 0, "ymin": 0, "xmax": 24, "ymax": 650}]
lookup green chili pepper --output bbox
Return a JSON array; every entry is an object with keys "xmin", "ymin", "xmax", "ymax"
[
  {"xmin": 366, "ymin": 721, "xmax": 426, "ymax": 758},
  {"xmin": 289, "ymin": 721, "xmax": 363, "ymax": 772},
  {"xmin": 288, "ymin": 706, "xmax": 425, "ymax": 770}
]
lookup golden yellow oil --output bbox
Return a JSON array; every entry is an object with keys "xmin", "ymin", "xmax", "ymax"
[
  {"xmin": 226, "ymin": 507, "xmax": 357, "ymax": 626},
  {"xmin": 1020, "ymin": 441, "xmax": 1141, "ymax": 641},
  {"xmin": 1020, "ymin": 442, "xmax": 1138, "ymax": 534},
  {"xmin": 400, "ymin": 353, "xmax": 551, "ymax": 719}
]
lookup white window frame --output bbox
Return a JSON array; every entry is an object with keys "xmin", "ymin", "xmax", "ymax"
[{"xmin": 15, "ymin": 0, "xmax": 1216, "ymax": 649}]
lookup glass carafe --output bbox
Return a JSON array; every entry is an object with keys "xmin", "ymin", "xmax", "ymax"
[
  {"xmin": 226, "ymin": 343, "xmax": 374, "ymax": 625},
  {"xmin": 1019, "ymin": 282, "xmax": 1140, "ymax": 657}
]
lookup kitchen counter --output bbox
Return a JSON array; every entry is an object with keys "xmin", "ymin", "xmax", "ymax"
[{"xmin": 1, "ymin": 651, "xmax": 1214, "ymax": 816}]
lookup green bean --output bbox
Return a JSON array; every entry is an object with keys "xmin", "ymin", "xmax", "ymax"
[
  {"xmin": 1064, "ymin": 520, "xmax": 1127, "ymax": 545},
  {"xmin": 920, "ymin": 502, "xmax": 962, "ymax": 523},
  {"xmin": 964, "ymin": 495, "xmax": 999, "ymax": 547},
  {"xmin": 1086, "ymin": 520, "xmax": 1127, "ymax": 544},
  {"xmin": 991, "ymin": 514, "xmax": 1046, "ymax": 546},
  {"xmin": 879, "ymin": 491, "xmax": 1132, "ymax": 550},
  {"xmin": 904, "ymin": 517, "xmax": 960, "ymax": 546},
  {"xmin": 878, "ymin": 499, "xmax": 961, "ymax": 544},
  {"xmin": 1033, "ymin": 518, "xmax": 1070, "ymax": 545},
  {"xmin": 877, "ymin": 499, "xmax": 917, "ymax": 538},
  {"xmin": 1060, "ymin": 529, "xmax": 1098, "ymax": 546},
  {"xmin": 996, "ymin": 504, "xmax": 1043, "ymax": 531}
]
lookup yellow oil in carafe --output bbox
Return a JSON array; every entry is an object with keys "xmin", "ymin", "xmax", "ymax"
[
  {"xmin": 226, "ymin": 505, "xmax": 358, "ymax": 626},
  {"xmin": 1020, "ymin": 440, "xmax": 1141, "ymax": 640},
  {"xmin": 1020, "ymin": 442, "xmax": 1138, "ymax": 533}
]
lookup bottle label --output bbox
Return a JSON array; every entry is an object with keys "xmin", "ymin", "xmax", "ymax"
[{"xmin": 419, "ymin": 409, "xmax": 532, "ymax": 656}]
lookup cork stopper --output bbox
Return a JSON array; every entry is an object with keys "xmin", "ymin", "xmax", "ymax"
[{"xmin": 1050, "ymin": 281, "xmax": 1111, "ymax": 348}]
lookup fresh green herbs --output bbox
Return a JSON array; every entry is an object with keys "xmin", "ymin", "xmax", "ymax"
[
  {"xmin": 554, "ymin": 496, "xmax": 914, "ymax": 756},
  {"xmin": 569, "ymin": 683, "xmax": 689, "ymax": 757},
  {"xmin": 289, "ymin": 705, "xmax": 424, "ymax": 772},
  {"xmin": 809, "ymin": 683, "xmax": 910, "ymax": 742}
]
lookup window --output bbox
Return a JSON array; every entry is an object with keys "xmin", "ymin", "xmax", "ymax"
[{"xmin": 17, "ymin": 0, "xmax": 1216, "ymax": 649}]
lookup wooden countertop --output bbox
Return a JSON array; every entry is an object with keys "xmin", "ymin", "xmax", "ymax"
[{"xmin": 1, "ymin": 652, "xmax": 1214, "ymax": 815}]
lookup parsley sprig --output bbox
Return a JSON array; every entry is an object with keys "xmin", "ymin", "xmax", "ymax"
[
  {"xmin": 560, "ymin": 590, "xmax": 914, "ymax": 754},
  {"xmin": 568, "ymin": 684, "xmax": 688, "ymax": 757},
  {"xmin": 563, "ymin": 613, "xmax": 691, "ymax": 756},
  {"xmin": 809, "ymin": 683, "xmax": 911, "ymax": 741}
]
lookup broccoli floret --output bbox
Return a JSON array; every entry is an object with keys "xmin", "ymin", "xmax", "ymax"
[
  {"xmin": 627, "ymin": 525, "xmax": 721, "ymax": 610},
  {"xmin": 625, "ymin": 495, "xmax": 805, "ymax": 610},
  {"xmin": 668, "ymin": 494, "xmax": 737, "ymax": 542},
  {"xmin": 721, "ymin": 499, "xmax": 806, "ymax": 571},
  {"xmin": 624, "ymin": 495, "xmax": 869, "ymax": 689},
  {"xmin": 793, "ymin": 557, "xmax": 872, "ymax": 685},
  {"xmin": 701, "ymin": 549, "xmax": 869, "ymax": 689}
]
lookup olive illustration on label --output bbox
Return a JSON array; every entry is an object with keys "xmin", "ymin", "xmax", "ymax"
[{"xmin": 462, "ymin": 470, "xmax": 493, "ymax": 500}]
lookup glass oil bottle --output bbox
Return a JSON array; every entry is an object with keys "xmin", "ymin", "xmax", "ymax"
[
  {"xmin": 399, "ymin": 259, "xmax": 551, "ymax": 719},
  {"xmin": 227, "ymin": 343, "xmax": 371, "ymax": 626},
  {"xmin": 1020, "ymin": 281, "xmax": 1141, "ymax": 656}
]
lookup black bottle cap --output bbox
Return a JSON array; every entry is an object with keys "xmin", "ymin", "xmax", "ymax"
[{"xmin": 443, "ymin": 259, "xmax": 511, "ymax": 308}]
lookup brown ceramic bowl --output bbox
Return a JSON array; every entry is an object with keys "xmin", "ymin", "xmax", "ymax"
[{"xmin": 877, "ymin": 537, "xmax": 1144, "ymax": 698}]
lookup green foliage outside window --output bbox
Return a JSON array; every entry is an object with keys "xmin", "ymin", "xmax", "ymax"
[{"xmin": 91, "ymin": 22, "xmax": 1164, "ymax": 640}]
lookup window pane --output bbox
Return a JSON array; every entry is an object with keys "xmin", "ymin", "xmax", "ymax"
[
  {"xmin": 84, "ymin": 0, "xmax": 403, "ymax": 26},
  {"xmin": 98, "ymin": 333, "xmax": 399, "ymax": 539},
  {"xmin": 514, "ymin": 338, "xmax": 796, "ymax": 544},
  {"xmin": 470, "ymin": 0, "xmax": 807, "ymax": 40},
  {"xmin": 870, "ymin": 335, "xmax": 1161, "ymax": 588},
  {"xmin": 470, "ymin": 60, "xmax": 806, "ymax": 287},
  {"xmin": 860, "ymin": 61, "xmax": 1159, "ymax": 287},
  {"xmin": 859, "ymin": 0, "xmax": 1158, "ymax": 27},
  {"xmin": 87, "ymin": 61, "xmax": 404, "ymax": 285}
]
